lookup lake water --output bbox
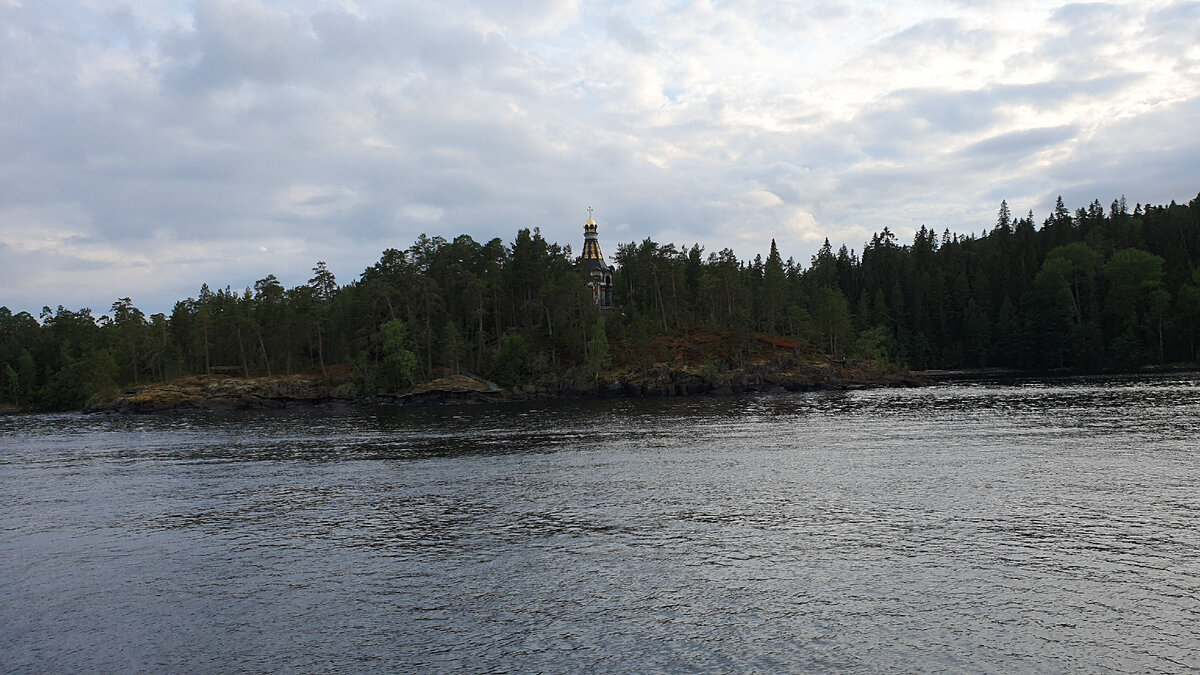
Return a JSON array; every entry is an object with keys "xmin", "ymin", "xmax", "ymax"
[{"xmin": 2, "ymin": 375, "xmax": 1199, "ymax": 672}]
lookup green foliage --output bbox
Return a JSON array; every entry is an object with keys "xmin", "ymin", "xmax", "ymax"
[
  {"xmin": 1178, "ymin": 269, "xmax": 1200, "ymax": 359},
  {"xmin": 962, "ymin": 300, "xmax": 991, "ymax": 367},
  {"xmin": 853, "ymin": 325, "xmax": 896, "ymax": 366},
  {"xmin": 379, "ymin": 319, "xmax": 418, "ymax": 392},
  {"xmin": 1104, "ymin": 248, "xmax": 1170, "ymax": 365},
  {"xmin": 1069, "ymin": 321, "xmax": 1105, "ymax": 372},
  {"xmin": 308, "ymin": 262, "xmax": 338, "ymax": 303},
  {"xmin": 488, "ymin": 334, "xmax": 530, "ymax": 389},
  {"xmin": 586, "ymin": 320, "xmax": 610, "ymax": 375},
  {"xmin": 764, "ymin": 239, "xmax": 786, "ymax": 336},
  {"xmin": 3, "ymin": 363, "xmax": 19, "ymax": 405},
  {"xmin": 1105, "ymin": 249, "xmax": 1166, "ymax": 309},
  {"xmin": 810, "ymin": 287, "xmax": 854, "ymax": 356},
  {"xmin": 17, "ymin": 352, "xmax": 35, "ymax": 403},
  {"xmin": 38, "ymin": 347, "xmax": 118, "ymax": 410}
]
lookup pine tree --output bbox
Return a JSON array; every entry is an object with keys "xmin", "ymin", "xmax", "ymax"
[{"xmin": 764, "ymin": 239, "xmax": 785, "ymax": 338}]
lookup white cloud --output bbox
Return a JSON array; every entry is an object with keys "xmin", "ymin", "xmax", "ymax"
[
  {"xmin": 399, "ymin": 203, "xmax": 445, "ymax": 223},
  {"xmin": 0, "ymin": 0, "xmax": 1196, "ymax": 315},
  {"xmin": 276, "ymin": 184, "xmax": 361, "ymax": 220},
  {"xmin": 0, "ymin": 205, "xmax": 94, "ymax": 256}
]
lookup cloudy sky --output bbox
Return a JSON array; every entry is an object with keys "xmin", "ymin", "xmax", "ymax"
[{"xmin": 2, "ymin": 0, "xmax": 1198, "ymax": 316}]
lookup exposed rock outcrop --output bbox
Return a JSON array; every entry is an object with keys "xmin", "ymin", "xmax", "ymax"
[
  {"xmin": 92, "ymin": 375, "xmax": 358, "ymax": 413},
  {"xmin": 92, "ymin": 351, "xmax": 919, "ymax": 414}
]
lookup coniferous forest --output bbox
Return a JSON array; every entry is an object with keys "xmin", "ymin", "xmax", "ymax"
[{"xmin": 2, "ymin": 193, "xmax": 1199, "ymax": 411}]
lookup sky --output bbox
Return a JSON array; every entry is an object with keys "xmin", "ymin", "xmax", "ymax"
[{"xmin": 2, "ymin": 0, "xmax": 1199, "ymax": 317}]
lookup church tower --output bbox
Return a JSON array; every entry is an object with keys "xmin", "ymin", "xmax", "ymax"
[{"xmin": 581, "ymin": 207, "xmax": 614, "ymax": 308}]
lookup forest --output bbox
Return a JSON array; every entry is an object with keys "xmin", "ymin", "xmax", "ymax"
[{"xmin": 2, "ymin": 192, "xmax": 1199, "ymax": 411}]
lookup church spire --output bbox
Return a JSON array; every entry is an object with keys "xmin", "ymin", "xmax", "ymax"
[
  {"xmin": 582, "ymin": 206, "xmax": 605, "ymax": 263},
  {"xmin": 580, "ymin": 207, "xmax": 613, "ymax": 308}
]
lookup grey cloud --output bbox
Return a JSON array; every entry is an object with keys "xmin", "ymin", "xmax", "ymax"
[
  {"xmin": 847, "ymin": 88, "xmax": 1002, "ymax": 160},
  {"xmin": 418, "ymin": 29, "xmax": 520, "ymax": 76},
  {"xmin": 896, "ymin": 88, "xmax": 1003, "ymax": 134},
  {"xmin": 3, "ymin": 0, "xmax": 1198, "ymax": 316},
  {"xmin": 164, "ymin": 3, "xmax": 523, "ymax": 93},
  {"xmin": 309, "ymin": 8, "xmax": 395, "ymax": 61},
  {"xmin": 1050, "ymin": 2, "xmax": 1124, "ymax": 26},
  {"xmin": 1043, "ymin": 96, "xmax": 1200, "ymax": 209},
  {"xmin": 1038, "ymin": 3, "xmax": 1138, "ymax": 77},
  {"xmin": 472, "ymin": 0, "xmax": 580, "ymax": 34},
  {"xmin": 991, "ymin": 74, "xmax": 1143, "ymax": 106},
  {"xmin": 161, "ymin": 0, "xmax": 319, "ymax": 90},
  {"xmin": 1142, "ymin": 2, "xmax": 1200, "ymax": 62},
  {"xmin": 838, "ymin": 163, "xmax": 944, "ymax": 204},
  {"xmin": 103, "ymin": 5, "xmax": 145, "ymax": 51},
  {"xmin": 754, "ymin": 0, "xmax": 856, "ymax": 30},
  {"xmin": 960, "ymin": 125, "xmax": 1078, "ymax": 161},
  {"xmin": 310, "ymin": 6, "xmax": 490, "ymax": 73},
  {"xmin": 979, "ymin": 178, "xmax": 1057, "ymax": 211},
  {"xmin": 606, "ymin": 13, "xmax": 655, "ymax": 54},
  {"xmin": 880, "ymin": 17, "xmax": 994, "ymax": 54},
  {"xmin": 848, "ymin": 72, "xmax": 1143, "ymax": 156},
  {"xmin": 1147, "ymin": 0, "xmax": 1200, "ymax": 22}
]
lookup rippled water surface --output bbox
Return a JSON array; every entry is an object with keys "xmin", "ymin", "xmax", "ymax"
[{"xmin": 2, "ymin": 375, "xmax": 1199, "ymax": 672}]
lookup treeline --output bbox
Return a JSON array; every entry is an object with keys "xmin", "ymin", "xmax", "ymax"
[
  {"xmin": 613, "ymin": 193, "xmax": 1200, "ymax": 373},
  {"xmin": 2, "ymin": 193, "xmax": 1199, "ymax": 410}
]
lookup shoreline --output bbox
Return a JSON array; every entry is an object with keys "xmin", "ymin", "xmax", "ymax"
[
  {"xmin": 85, "ymin": 358, "xmax": 921, "ymax": 414},
  {"xmin": 912, "ymin": 364, "xmax": 1200, "ymax": 382},
  {"xmin": 6, "ymin": 364, "xmax": 1195, "ymax": 416}
]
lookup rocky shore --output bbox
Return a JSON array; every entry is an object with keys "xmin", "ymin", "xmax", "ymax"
[
  {"xmin": 91, "ymin": 358, "xmax": 919, "ymax": 414},
  {"xmin": 89, "ymin": 374, "xmax": 358, "ymax": 413}
]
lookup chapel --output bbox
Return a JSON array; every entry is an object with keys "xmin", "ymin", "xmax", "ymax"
[{"xmin": 580, "ymin": 207, "xmax": 614, "ymax": 308}]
